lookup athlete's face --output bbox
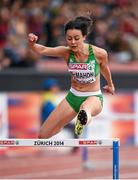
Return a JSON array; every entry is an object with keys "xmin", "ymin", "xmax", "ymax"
[{"xmin": 66, "ymin": 29, "xmax": 86, "ymax": 52}]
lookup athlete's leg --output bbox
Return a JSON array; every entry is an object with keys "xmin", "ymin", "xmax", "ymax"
[
  {"xmin": 38, "ymin": 98, "xmax": 77, "ymax": 139},
  {"xmin": 75, "ymin": 96, "xmax": 102, "ymax": 135},
  {"xmin": 80, "ymin": 96, "xmax": 103, "ymax": 121}
]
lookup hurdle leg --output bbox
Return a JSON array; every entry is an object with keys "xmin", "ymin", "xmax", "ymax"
[
  {"xmin": 82, "ymin": 126, "xmax": 89, "ymax": 162},
  {"xmin": 113, "ymin": 140, "xmax": 119, "ymax": 180},
  {"xmin": 81, "ymin": 126, "xmax": 95, "ymax": 170},
  {"xmin": 82, "ymin": 146, "xmax": 88, "ymax": 161}
]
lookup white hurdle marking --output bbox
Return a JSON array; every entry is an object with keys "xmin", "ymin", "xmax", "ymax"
[
  {"xmin": 0, "ymin": 138, "xmax": 119, "ymax": 147},
  {"xmin": 0, "ymin": 138, "xmax": 120, "ymax": 180}
]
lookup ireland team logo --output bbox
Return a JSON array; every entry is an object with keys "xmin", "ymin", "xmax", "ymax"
[{"xmin": 88, "ymin": 61, "xmax": 95, "ymax": 71}]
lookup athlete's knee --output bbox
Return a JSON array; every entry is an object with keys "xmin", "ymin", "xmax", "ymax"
[
  {"xmin": 38, "ymin": 127, "xmax": 60, "ymax": 139},
  {"xmin": 38, "ymin": 133, "xmax": 43, "ymax": 139},
  {"xmin": 38, "ymin": 129, "xmax": 52, "ymax": 139},
  {"xmin": 80, "ymin": 102, "xmax": 90, "ymax": 111}
]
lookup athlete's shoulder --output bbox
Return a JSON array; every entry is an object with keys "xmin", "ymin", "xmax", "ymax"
[
  {"xmin": 91, "ymin": 45, "xmax": 108, "ymax": 62},
  {"xmin": 91, "ymin": 45, "xmax": 107, "ymax": 57},
  {"xmin": 56, "ymin": 46, "xmax": 70, "ymax": 60},
  {"xmin": 57, "ymin": 46, "xmax": 70, "ymax": 52},
  {"xmin": 63, "ymin": 46, "xmax": 73, "ymax": 61}
]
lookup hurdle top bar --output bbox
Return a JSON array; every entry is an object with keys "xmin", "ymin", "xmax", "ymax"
[{"xmin": 0, "ymin": 138, "xmax": 120, "ymax": 147}]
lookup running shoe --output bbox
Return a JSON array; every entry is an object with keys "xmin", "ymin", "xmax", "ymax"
[{"xmin": 75, "ymin": 110, "xmax": 87, "ymax": 135}]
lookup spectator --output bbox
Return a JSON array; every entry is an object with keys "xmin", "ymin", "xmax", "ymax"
[
  {"xmin": 106, "ymin": 29, "xmax": 133, "ymax": 63},
  {"xmin": 0, "ymin": 7, "xmax": 10, "ymax": 48},
  {"xmin": 0, "ymin": 0, "xmax": 137, "ymax": 70},
  {"xmin": 41, "ymin": 78, "xmax": 60, "ymax": 123}
]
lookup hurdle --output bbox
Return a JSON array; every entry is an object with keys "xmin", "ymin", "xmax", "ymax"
[{"xmin": 0, "ymin": 138, "xmax": 120, "ymax": 179}]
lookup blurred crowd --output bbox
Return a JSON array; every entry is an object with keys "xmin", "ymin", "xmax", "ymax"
[{"xmin": 0, "ymin": 0, "xmax": 138, "ymax": 70}]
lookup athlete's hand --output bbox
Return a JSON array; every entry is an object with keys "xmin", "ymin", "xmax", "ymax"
[
  {"xmin": 28, "ymin": 33, "xmax": 38, "ymax": 44},
  {"xmin": 103, "ymin": 85, "xmax": 115, "ymax": 95}
]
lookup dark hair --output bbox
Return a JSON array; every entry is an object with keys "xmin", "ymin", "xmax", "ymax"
[{"xmin": 64, "ymin": 14, "xmax": 94, "ymax": 36}]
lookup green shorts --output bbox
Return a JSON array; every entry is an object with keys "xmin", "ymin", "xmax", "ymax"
[{"xmin": 65, "ymin": 90, "xmax": 103, "ymax": 113}]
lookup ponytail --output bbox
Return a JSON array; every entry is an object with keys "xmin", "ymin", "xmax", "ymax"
[{"xmin": 64, "ymin": 12, "xmax": 95, "ymax": 36}]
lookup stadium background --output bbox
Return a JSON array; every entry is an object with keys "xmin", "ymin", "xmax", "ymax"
[{"xmin": 0, "ymin": 0, "xmax": 138, "ymax": 179}]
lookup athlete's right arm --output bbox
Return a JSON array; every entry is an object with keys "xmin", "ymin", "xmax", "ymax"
[{"xmin": 28, "ymin": 33, "xmax": 68, "ymax": 58}]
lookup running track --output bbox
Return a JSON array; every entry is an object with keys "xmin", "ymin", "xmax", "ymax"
[{"xmin": 0, "ymin": 146, "xmax": 138, "ymax": 179}]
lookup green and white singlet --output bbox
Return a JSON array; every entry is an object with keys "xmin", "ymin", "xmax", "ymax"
[
  {"xmin": 68, "ymin": 44, "xmax": 100, "ymax": 84},
  {"xmin": 65, "ymin": 44, "xmax": 103, "ymax": 113}
]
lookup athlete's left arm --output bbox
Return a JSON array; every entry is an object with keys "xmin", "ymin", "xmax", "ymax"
[{"xmin": 97, "ymin": 49, "xmax": 115, "ymax": 95}]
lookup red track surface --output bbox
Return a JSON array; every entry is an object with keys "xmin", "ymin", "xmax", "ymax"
[{"xmin": 0, "ymin": 146, "xmax": 138, "ymax": 179}]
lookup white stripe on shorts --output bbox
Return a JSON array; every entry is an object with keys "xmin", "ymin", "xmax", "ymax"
[{"xmin": 70, "ymin": 87, "xmax": 102, "ymax": 97}]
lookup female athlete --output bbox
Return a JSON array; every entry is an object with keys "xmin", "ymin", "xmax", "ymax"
[{"xmin": 28, "ymin": 15, "xmax": 115, "ymax": 138}]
